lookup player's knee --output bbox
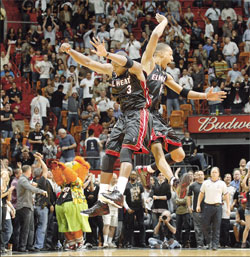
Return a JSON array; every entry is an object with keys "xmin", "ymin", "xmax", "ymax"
[
  {"xmin": 120, "ymin": 148, "xmax": 133, "ymax": 163},
  {"xmin": 171, "ymin": 148, "xmax": 185, "ymax": 162},
  {"xmin": 101, "ymin": 154, "xmax": 117, "ymax": 173}
]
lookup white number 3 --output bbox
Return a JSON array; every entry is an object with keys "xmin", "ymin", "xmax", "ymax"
[{"xmin": 127, "ymin": 85, "xmax": 132, "ymax": 94}]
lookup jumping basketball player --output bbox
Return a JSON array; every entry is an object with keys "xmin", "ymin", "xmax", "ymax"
[{"xmin": 136, "ymin": 14, "xmax": 226, "ymax": 183}]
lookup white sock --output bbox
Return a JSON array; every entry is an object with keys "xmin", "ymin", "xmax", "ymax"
[
  {"xmin": 103, "ymin": 235, "xmax": 108, "ymax": 244},
  {"xmin": 147, "ymin": 166, "xmax": 155, "ymax": 173},
  {"xmin": 108, "ymin": 237, "xmax": 113, "ymax": 244},
  {"xmin": 116, "ymin": 176, "xmax": 128, "ymax": 194},
  {"xmin": 98, "ymin": 184, "xmax": 109, "ymax": 199}
]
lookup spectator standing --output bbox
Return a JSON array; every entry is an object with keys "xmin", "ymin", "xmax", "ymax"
[
  {"xmin": 242, "ymin": 24, "xmax": 250, "ymax": 52},
  {"xmin": 197, "ymin": 167, "xmax": 230, "ymax": 251},
  {"xmin": 50, "ymin": 84, "xmax": 72, "ymax": 131},
  {"xmin": 85, "ymin": 129, "xmax": 102, "ymax": 170},
  {"xmin": 144, "ymin": 0, "xmax": 156, "ymax": 15},
  {"xmin": 175, "ymin": 174, "xmax": 191, "ymax": 248},
  {"xmin": 30, "ymin": 49, "xmax": 43, "ymax": 90},
  {"xmin": 221, "ymin": 4, "xmax": 237, "ymax": 23},
  {"xmin": 123, "ymin": 171, "xmax": 146, "ymax": 247},
  {"xmin": 84, "ymin": 178, "xmax": 103, "ymax": 247},
  {"xmin": 14, "ymin": 165, "xmax": 47, "ymax": 252},
  {"xmin": 42, "ymin": 15, "xmax": 58, "ymax": 46},
  {"xmin": 149, "ymin": 173, "xmax": 171, "ymax": 229},
  {"xmin": 222, "ymin": 37, "xmax": 239, "ymax": 68},
  {"xmin": 0, "ymin": 103, "xmax": 14, "ymax": 139},
  {"xmin": 167, "ymin": 0, "xmax": 182, "ymax": 22},
  {"xmin": 67, "ymin": 91, "xmax": 80, "ymax": 132},
  {"xmin": 0, "ymin": 44, "xmax": 10, "ymax": 71},
  {"xmin": 187, "ymin": 170, "xmax": 205, "ymax": 248},
  {"xmin": 205, "ymin": 2, "xmax": 220, "ymax": 34},
  {"xmin": 35, "ymin": 55, "xmax": 54, "ymax": 88},
  {"xmin": 30, "ymin": 89, "xmax": 50, "ymax": 129},
  {"xmin": 80, "ymin": 72, "xmax": 95, "ymax": 109},
  {"xmin": 81, "ymin": 104, "xmax": 97, "ymax": 141},
  {"xmin": 125, "ymin": 33, "xmax": 141, "ymax": 62},
  {"xmin": 28, "ymin": 122, "xmax": 44, "ymax": 153},
  {"xmin": 33, "ymin": 153, "xmax": 50, "ymax": 251},
  {"xmin": 58, "ymin": 128, "xmax": 77, "ymax": 163},
  {"xmin": 11, "ymin": 95, "xmax": 25, "ymax": 133},
  {"xmin": 193, "ymin": 44, "xmax": 208, "ymax": 69},
  {"xmin": 97, "ymin": 25, "xmax": 110, "ymax": 50},
  {"xmin": 191, "ymin": 64, "xmax": 205, "ymax": 93},
  {"xmin": 220, "ymin": 173, "xmax": 236, "ymax": 248},
  {"xmin": 96, "ymin": 90, "xmax": 110, "ymax": 124},
  {"xmin": 110, "ymin": 21, "xmax": 124, "ymax": 49},
  {"xmin": 102, "ymin": 173, "xmax": 118, "ymax": 248},
  {"xmin": 179, "ymin": 69, "xmax": 195, "ymax": 111}
]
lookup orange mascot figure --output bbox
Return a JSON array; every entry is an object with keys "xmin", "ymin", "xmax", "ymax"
[{"xmin": 51, "ymin": 156, "xmax": 91, "ymax": 250}]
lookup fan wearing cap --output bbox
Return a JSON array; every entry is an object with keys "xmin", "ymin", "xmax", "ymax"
[{"xmin": 240, "ymin": 169, "xmax": 250, "ymax": 248}]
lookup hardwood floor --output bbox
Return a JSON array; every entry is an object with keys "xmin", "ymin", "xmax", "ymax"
[{"xmin": 5, "ymin": 248, "xmax": 250, "ymax": 256}]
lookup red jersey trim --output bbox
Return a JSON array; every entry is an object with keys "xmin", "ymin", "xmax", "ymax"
[
  {"xmin": 151, "ymin": 133, "xmax": 182, "ymax": 152},
  {"xmin": 140, "ymin": 80, "xmax": 151, "ymax": 108},
  {"xmin": 105, "ymin": 149, "xmax": 120, "ymax": 157}
]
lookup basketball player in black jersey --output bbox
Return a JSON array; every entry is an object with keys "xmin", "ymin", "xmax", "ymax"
[
  {"xmin": 60, "ymin": 40, "xmax": 177, "ymax": 217},
  {"xmin": 136, "ymin": 14, "xmax": 227, "ymax": 184}
]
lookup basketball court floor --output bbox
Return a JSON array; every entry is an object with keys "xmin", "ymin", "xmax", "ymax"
[{"xmin": 4, "ymin": 248, "xmax": 250, "ymax": 256}]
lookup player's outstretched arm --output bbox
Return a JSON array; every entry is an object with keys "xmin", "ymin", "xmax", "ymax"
[
  {"xmin": 60, "ymin": 43, "xmax": 113, "ymax": 76},
  {"xmin": 141, "ymin": 13, "xmax": 168, "ymax": 74},
  {"xmin": 91, "ymin": 37, "xmax": 145, "ymax": 81},
  {"xmin": 165, "ymin": 75, "xmax": 227, "ymax": 101}
]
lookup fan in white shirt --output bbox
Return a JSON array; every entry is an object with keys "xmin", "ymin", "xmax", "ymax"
[
  {"xmin": 166, "ymin": 62, "xmax": 180, "ymax": 83},
  {"xmin": 125, "ymin": 33, "xmax": 141, "ymax": 61}
]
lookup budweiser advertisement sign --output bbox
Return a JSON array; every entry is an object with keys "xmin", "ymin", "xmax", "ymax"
[{"xmin": 188, "ymin": 115, "xmax": 250, "ymax": 133}]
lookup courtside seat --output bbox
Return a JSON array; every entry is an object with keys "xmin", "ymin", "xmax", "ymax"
[{"xmin": 170, "ymin": 110, "xmax": 185, "ymax": 128}]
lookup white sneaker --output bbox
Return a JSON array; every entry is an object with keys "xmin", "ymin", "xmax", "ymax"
[
  {"xmin": 103, "ymin": 243, "xmax": 109, "ymax": 248},
  {"xmin": 108, "ymin": 242, "xmax": 117, "ymax": 248}
]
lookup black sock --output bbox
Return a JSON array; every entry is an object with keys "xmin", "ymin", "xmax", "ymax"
[{"xmin": 150, "ymin": 154, "xmax": 176, "ymax": 170}]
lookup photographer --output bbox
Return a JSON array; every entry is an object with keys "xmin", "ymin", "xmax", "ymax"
[{"xmin": 148, "ymin": 210, "xmax": 181, "ymax": 249}]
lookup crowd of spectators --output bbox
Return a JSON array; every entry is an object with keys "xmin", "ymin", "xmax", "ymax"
[
  {"xmin": 0, "ymin": 0, "xmax": 250, "ymax": 253},
  {"xmin": 1, "ymin": 155, "xmax": 250, "ymax": 252}
]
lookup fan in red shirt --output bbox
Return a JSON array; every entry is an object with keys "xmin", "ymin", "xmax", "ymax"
[
  {"xmin": 11, "ymin": 95, "xmax": 26, "ymax": 132},
  {"xmin": 87, "ymin": 115, "xmax": 103, "ymax": 138}
]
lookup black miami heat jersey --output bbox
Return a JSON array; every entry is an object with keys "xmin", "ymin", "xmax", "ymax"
[
  {"xmin": 146, "ymin": 64, "xmax": 167, "ymax": 111},
  {"xmin": 111, "ymin": 70, "xmax": 151, "ymax": 112}
]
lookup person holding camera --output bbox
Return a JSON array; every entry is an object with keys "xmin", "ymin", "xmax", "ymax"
[{"xmin": 148, "ymin": 210, "xmax": 181, "ymax": 249}]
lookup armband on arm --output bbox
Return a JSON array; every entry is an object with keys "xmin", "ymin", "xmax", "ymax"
[
  {"xmin": 180, "ymin": 88, "xmax": 190, "ymax": 98},
  {"xmin": 124, "ymin": 56, "xmax": 134, "ymax": 69}
]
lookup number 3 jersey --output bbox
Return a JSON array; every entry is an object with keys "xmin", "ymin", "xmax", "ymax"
[{"xmin": 111, "ymin": 70, "xmax": 151, "ymax": 112}]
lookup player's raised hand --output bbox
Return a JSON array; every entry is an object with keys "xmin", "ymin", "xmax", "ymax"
[
  {"xmin": 60, "ymin": 43, "xmax": 71, "ymax": 54},
  {"xmin": 90, "ymin": 37, "xmax": 108, "ymax": 57},
  {"xmin": 155, "ymin": 13, "xmax": 168, "ymax": 24}
]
